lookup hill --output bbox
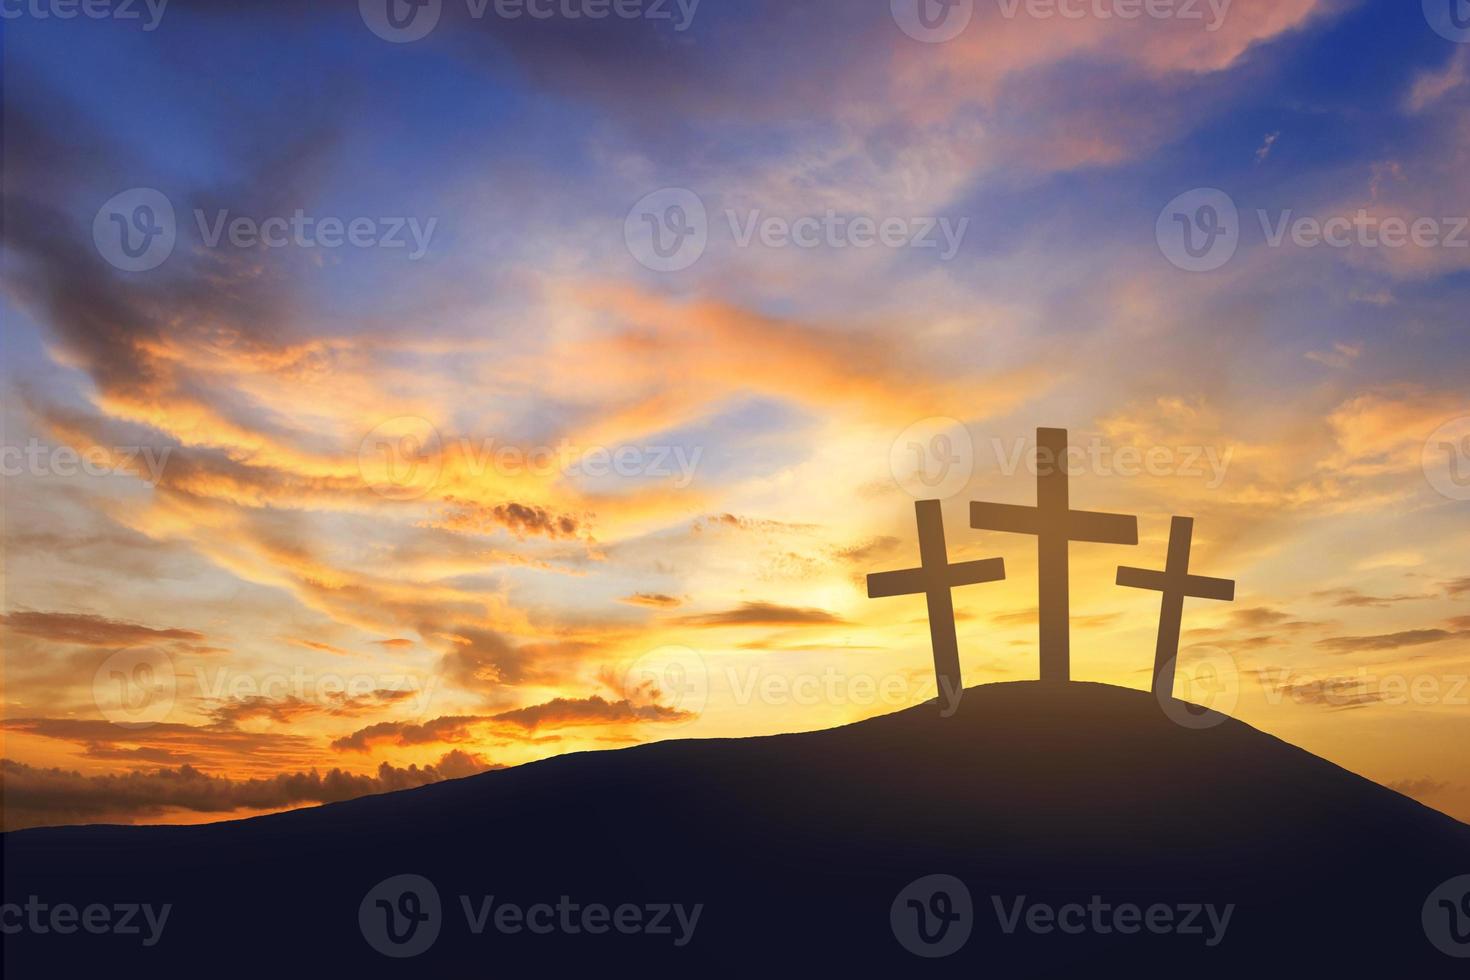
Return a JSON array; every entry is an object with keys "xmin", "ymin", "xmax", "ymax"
[{"xmin": 5, "ymin": 681, "xmax": 1468, "ymax": 975}]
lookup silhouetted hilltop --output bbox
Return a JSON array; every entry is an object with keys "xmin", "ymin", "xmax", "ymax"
[{"xmin": 6, "ymin": 682, "xmax": 1468, "ymax": 975}]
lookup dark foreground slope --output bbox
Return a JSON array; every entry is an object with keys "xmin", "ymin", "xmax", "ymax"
[{"xmin": 5, "ymin": 682, "xmax": 1469, "ymax": 976}]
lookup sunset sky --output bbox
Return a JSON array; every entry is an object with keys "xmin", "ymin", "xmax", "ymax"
[{"xmin": 2, "ymin": 0, "xmax": 1468, "ymax": 829}]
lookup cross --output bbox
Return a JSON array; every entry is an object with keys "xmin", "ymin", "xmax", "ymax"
[
  {"xmin": 867, "ymin": 499, "xmax": 1006, "ymax": 707},
  {"xmin": 970, "ymin": 427, "xmax": 1138, "ymax": 683},
  {"xmin": 1116, "ymin": 516, "xmax": 1235, "ymax": 698}
]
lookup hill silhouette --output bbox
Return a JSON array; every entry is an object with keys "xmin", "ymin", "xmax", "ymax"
[{"xmin": 5, "ymin": 681, "xmax": 1468, "ymax": 975}]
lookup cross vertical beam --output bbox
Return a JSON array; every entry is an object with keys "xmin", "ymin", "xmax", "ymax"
[{"xmin": 970, "ymin": 428, "xmax": 1138, "ymax": 683}]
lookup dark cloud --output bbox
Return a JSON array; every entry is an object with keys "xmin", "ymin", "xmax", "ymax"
[
  {"xmin": 1316, "ymin": 629, "xmax": 1466, "ymax": 654},
  {"xmin": 620, "ymin": 592, "xmax": 684, "ymax": 608},
  {"xmin": 489, "ymin": 695, "xmax": 691, "ymax": 731},
  {"xmin": 1251, "ymin": 672, "xmax": 1384, "ymax": 710},
  {"xmin": 331, "ymin": 715, "xmax": 489, "ymax": 753},
  {"xmin": 1445, "ymin": 578, "xmax": 1470, "ymax": 598},
  {"xmin": 1311, "ymin": 588, "xmax": 1426, "ymax": 608},
  {"xmin": 0, "ymin": 611, "xmax": 205, "ymax": 646},
  {"xmin": 435, "ymin": 500, "xmax": 581, "ymax": 539},
  {"xmin": 201, "ymin": 690, "xmax": 418, "ymax": 730},
  {"xmin": 1387, "ymin": 777, "xmax": 1451, "ymax": 798},
  {"xmin": 0, "ymin": 750, "xmax": 496, "ymax": 831},
  {"xmin": 674, "ymin": 601, "xmax": 847, "ymax": 627}
]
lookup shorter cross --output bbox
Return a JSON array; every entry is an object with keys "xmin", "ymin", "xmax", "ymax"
[
  {"xmin": 1116, "ymin": 516, "xmax": 1236, "ymax": 699},
  {"xmin": 868, "ymin": 499, "xmax": 1006, "ymax": 707}
]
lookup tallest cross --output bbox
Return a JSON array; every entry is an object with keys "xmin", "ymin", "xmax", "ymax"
[{"xmin": 970, "ymin": 428, "xmax": 1139, "ymax": 682}]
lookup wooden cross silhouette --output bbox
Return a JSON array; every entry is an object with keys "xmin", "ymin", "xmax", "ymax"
[
  {"xmin": 1116, "ymin": 516, "xmax": 1235, "ymax": 698},
  {"xmin": 970, "ymin": 427, "xmax": 1138, "ymax": 683},
  {"xmin": 867, "ymin": 499, "xmax": 1006, "ymax": 704}
]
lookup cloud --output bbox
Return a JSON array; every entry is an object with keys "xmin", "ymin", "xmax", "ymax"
[
  {"xmin": 674, "ymin": 601, "xmax": 848, "ymax": 627},
  {"xmin": 620, "ymin": 593, "xmax": 684, "ymax": 608},
  {"xmin": 331, "ymin": 715, "xmax": 489, "ymax": 753},
  {"xmin": 0, "ymin": 750, "xmax": 497, "ymax": 831},
  {"xmin": 1316, "ymin": 629, "xmax": 1466, "ymax": 654},
  {"xmin": 1387, "ymin": 776, "xmax": 1451, "ymax": 798},
  {"xmin": 1310, "ymin": 587, "xmax": 1425, "ymax": 609},
  {"xmin": 0, "ymin": 611, "xmax": 204, "ymax": 647},
  {"xmin": 488, "ymin": 695, "xmax": 693, "ymax": 731}
]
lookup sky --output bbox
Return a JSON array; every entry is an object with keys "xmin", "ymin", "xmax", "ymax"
[{"xmin": 1, "ymin": 0, "xmax": 1468, "ymax": 829}]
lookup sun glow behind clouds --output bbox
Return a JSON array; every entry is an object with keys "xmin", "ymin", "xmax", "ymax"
[{"xmin": 1, "ymin": 0, "xmax": 1468, "ymax": 829}]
